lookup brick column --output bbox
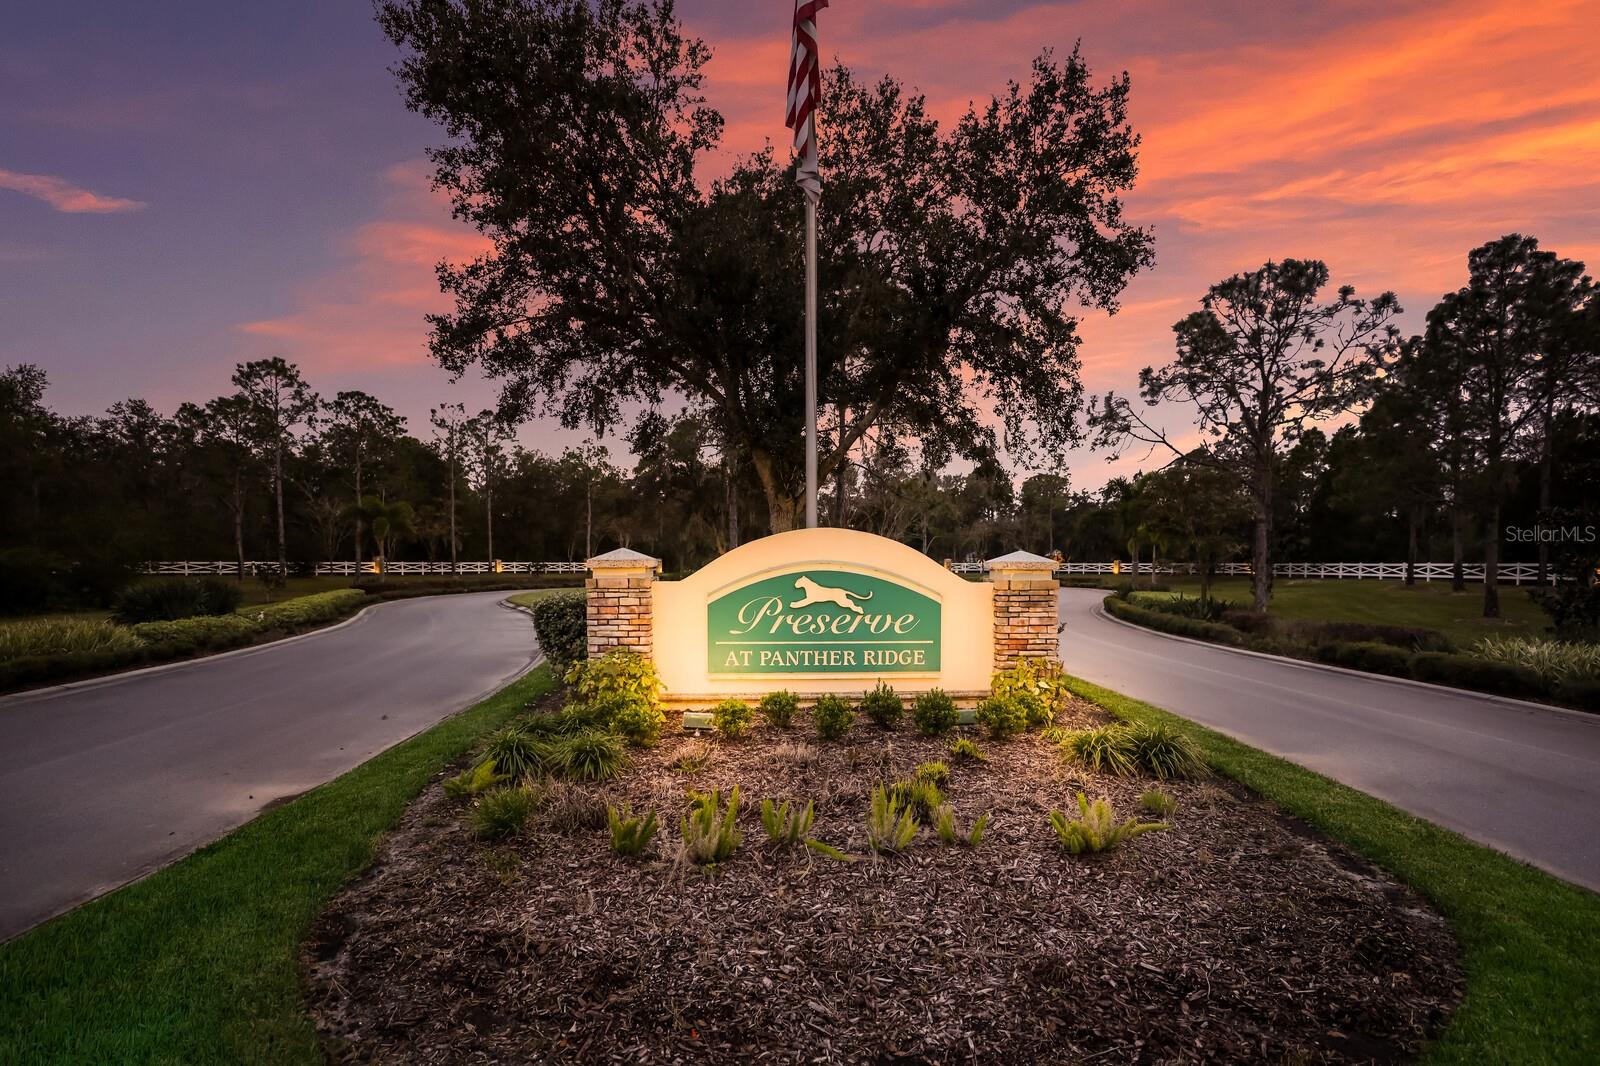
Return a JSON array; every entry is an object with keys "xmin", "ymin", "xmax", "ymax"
[
  {"xmin": 585, "ymin": 548, "xmax": 661, "ymax": 659},
  {"xmin": 988, "ymin": 550, "xmax": 1060, "ymax": 672}
]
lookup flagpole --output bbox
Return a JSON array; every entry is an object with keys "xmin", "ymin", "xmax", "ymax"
[{"xmin": 804, "ymin": 198, "xmax": 818, "ymax": 529}]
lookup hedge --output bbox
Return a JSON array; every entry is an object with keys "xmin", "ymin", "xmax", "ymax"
[
  {"xmin": 530, "ymin": 590, "xmax": 586, "ymax": 676},
  {"xmin": 1314, "ymin": 640, "xmax": 1415, "ymax": 678},
  {"xmin": 1408, "ymin": 652, "xmax": 1549, "ymax": 701},
  {"xmin": 1103, "ymin": 596, "xmax": 1245, "ymax": 646}
]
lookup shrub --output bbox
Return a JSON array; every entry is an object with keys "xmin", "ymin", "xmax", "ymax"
[
  {"xmin": 484, "ymin": 726, "xmax": 557, "ymax": 780},
  {"xmin": 1104, "ymin": 596, "xmax": 1244, "ymax": 646},
  {"xmin": 914, "ymin": 761, "xmax": 950, "ymax": 788},
  {"xmin": 912, "ymin": 689, "xmax": 959, "ymax": 736},
  {"xmin": 556, "ymin": 730, "xmax": 627, "ymax": 781},
  {"xmin": 1138, "ymin": 789, "xmax": 1177, "ymax": 817},
  {"xmin": 990, "ymin": 657, "xmax": 1069, "ymax": 723},
  {"xmin": 759, "ymin": 798, "xmax": 815, "ymax": 846},
  {"xmin": 0, "ymin": 618, "xmax": 143, "ymax": 661},
  {"xmin": 1220, "ymin": 608, "xmax": 1272, "ymax": 635},
  {"xmin": 607, "ymin": 805, "xmax": 659, "ymax": 857},
  {"xmin": 1470, "ymin": 636, "xmax": 1600, "ymax": 686},
  {"xmin": 680, "ymin": 787, "xmax": 741, "ymax": 865},
  {"xmin": 1529, "ymin": 582, "xmax": 1600, "ymax": 634},
  {"xmin": 974, "ymin": 695, "xmax": 1027, "ymax": 740},
  {"xmin": 1314, "ymin": 640, "xmax": 1415, "ymax": 678},
  {"xmin": 1048, "ymin": 793, "xmax": 1168, "ymax": 854},
  {"xmin": 471, "ymin": 786, "xmax": 535, "ymax": 840},
  {"xmin": 711, "ymin": 698, "xmax": 755, "ymax": 739},
  {"xmin": 565, "ymin": 649, "xmax": 662, "ymax": 709},
  {"xmin": 759, "ymin": 689, "xmax": 800, "ymax": 729},
  {"xmin": 888, "ymin": 778, "xmax": 944, "ymax": 821},
  {"xmin": 603, "ymin": 694, "xmax": 665, "ymax": 747},
  {"xmin": 1283, "ymin": 619, "xmax": 1453, "ymax": 653},
  {"xmin": 671, "ymin": 740, "xmax": 714, "ymax": 774},
  {"xmin": 1558, "ymin": 678, "xmax": 1600, "ymax": 712},
  {"xmin": 443, "ymin": 759, "xmax": 507, "ymax": 799},
  {"xmin": 860, "ymin": 681, "xmax": 904, "ymax": 729},
  {"xmin": 539, "ymin": 779, "xmax": 609, "ymax": 834},
  {"xmin": 112, "ymin": 577, "xmax": 243, "ymax": 624},
  {"xmin": 1062, "ymin": 724, "xmax": 1138, "ymax": 777},
  {"xmin": 813, "ymin": 694, "xmax": 855, "ymax": 741},
  {"xmin": 529, "ymin": 589, "xmax": 587, "ymax": 675},
  {"xmin": 1409, "ymin": 651, "xmax": 1549, "ymax": 700},
  {"xmin": 1129, "ymin": 592, "xmax": 1233, "ymax": 622},
  {"xmin": 129, "ymin": 613, "xmax": 255, "ymax": 652},
  {"xmin": 1126, "ymin": 721, "xmax": 1205, "ymax": 780},
  {"xmin": 249, "ymin": 589, "xmax": 367, "ymax": 630},
  {"xmin": 865, "ymin": 785, "xmax": 919, "ymax": 854},
  {"xmin": 949, "ymin": 737, "xmax": 986, "ymax": 764},
  {"xmin": 933, "ymin": 804, "xmax": 989, "ymax": 847}
]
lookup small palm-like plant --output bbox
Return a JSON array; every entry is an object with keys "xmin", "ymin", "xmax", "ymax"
[
  {"xmin": 443, "ymin": 758, "xmax": 507, "ymax": 799},
  {"xmin": 889, "ymin": 778, "xmax": 944, "ymax": 821},
  {"xmin": 914, "ymin": 761, "xmax": 950, "ymax": 788},
  {"xmin": 607, "ymin": 804, "xmax": 659, "ymax": 857},
  {"xmin": 484, "ymin": 726, "xmax": 558, "ymax": 780},
  {"xmin": 933, "ymin": 804, "xmax": 990, "ymax": 847},
  {"xmin": 866, "ymin": 785, "xmax": 919, "ymax": 854},
  {"xmin": 759, "ymin": 798, "xmax": 815, "ymax": 846},
  {"xmin": 681, "ymin": 786, "xmax": 742, "ymax": 865},
  {"xmin": 1048, "ymin": 792, "xmax": 1168, "ymax": 854},
  {"xmin": 949, "ymin": 737, "xmax": 987, "ymax": 764}
]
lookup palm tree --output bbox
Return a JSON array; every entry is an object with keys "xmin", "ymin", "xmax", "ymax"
[{"xmin": 349, "ymin": 496, "xmax": 415, "ymax": 578}]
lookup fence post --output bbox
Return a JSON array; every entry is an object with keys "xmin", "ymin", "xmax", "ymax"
[
  {"xmin": 987, "ymin": 550, "xmax": 1060, "ymax": 673},
  {"xmin": 585, "ymin": 548, "xmax": 661, "ymax": 660}
]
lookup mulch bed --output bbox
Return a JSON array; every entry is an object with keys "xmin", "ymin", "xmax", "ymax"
[{"xmin": 303, "ymin": 692, "xmax": 1462, "ymax": 1064}]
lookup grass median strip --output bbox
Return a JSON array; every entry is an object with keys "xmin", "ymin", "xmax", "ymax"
[
  {"xmin": 0, "ymin": 665, "xmax": 554, "ymax": 1065},
  {"xmin": 1065, "ymin": 674, "xmax": 1600, "ymax": 1064}
]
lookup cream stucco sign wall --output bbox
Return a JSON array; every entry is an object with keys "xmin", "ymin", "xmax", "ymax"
[
  {"xmin": 585, "ymin": 529, "xmax": 1061, "ymax": 706},
  {"xmin": 654, "ymin": 529, "xmax": 993, "ymax": 699}
]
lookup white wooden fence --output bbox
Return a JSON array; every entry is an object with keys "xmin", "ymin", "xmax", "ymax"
[{"xmin": 146, "ymin": 559, "xmax": 1556, "ymax": 584}]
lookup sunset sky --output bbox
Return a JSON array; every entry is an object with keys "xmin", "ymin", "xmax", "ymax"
[{"xmin": 3, "ymin": 0, "xmax": 1596, "ymax": 488}]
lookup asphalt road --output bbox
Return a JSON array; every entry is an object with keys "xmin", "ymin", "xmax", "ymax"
[
  {"xmin": 1058, "ymin": 587, "xmax": 1600, "ymax": 892},
  {"xmin": 0, "ymin": 591, "xmax": 542, "ymax": 940}
]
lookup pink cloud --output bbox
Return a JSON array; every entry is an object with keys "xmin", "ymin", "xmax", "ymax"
[{"xmin": 0, "ymin": 168, "xmax": 145, "ymax": 213}]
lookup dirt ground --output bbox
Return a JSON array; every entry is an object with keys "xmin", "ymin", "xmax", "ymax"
[{"xmin": 304, "ymin": 693, "xmax": 1461, "ymax": 1064}]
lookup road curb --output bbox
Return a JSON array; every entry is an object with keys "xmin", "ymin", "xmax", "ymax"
[
  {"xmin": 1082, "ymin": 594, "xmax": 1600, "ymax": 725},
  {"xmin": 0, "ymin": 589, "xmax": 546, "ymax": 708}
]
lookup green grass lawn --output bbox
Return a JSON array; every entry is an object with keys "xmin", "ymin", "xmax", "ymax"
[
  {"xmin": 1151, "ymin": 576, "xmax": 1549, "ymax": 648},
  {"xmin": 505, "ymin": 588, "xmax": 569, "ymax": 610},
  {"xmin": 1069, "ymin": 675, "xmax": 1599, "ymax": 1063},
  {"xmin": 0, "ymin": 667, "xmax": 554, "ymax": 1064}
]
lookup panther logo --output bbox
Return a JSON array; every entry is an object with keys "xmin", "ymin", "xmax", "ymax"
[{"xmin": 789, "ymin": 575, "xmax": 874, "ymax": 615}]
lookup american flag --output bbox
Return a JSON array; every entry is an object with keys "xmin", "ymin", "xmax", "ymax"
[{"xmin": 785, "ymin": 0, "xmax": 828, "ymax": 204}]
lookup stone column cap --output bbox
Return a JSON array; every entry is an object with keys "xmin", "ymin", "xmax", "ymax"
[
  {"xmin": 986, "ymin": 550, "xmax": 1058, "ymax": 572},
  {"xmin": 587, "ymin": 547, "xmax": 663, "ymax": 572}
]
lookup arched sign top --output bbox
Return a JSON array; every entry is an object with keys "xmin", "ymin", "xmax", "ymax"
[{"xmin": 685, "ymin": 528, "xmax": 975, "ymax": 600}]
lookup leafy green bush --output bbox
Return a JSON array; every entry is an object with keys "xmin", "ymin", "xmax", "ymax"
[
  {"xmin": 607, "ymin": 805, "xmax": 659, "ymax": 856},
  {"xmin": 911, "ymin": 689, "xmax": 959, "ymax": 736},
  {"xmin": 990, "ymin": 657, "xmax": 1069, "ymax": 723},
  {"xmin": 1220, "ymin": 608, "xmax": 1272, "ymax": 635},
  {"xmin": 565, "ymin": 649, "xmax": 662, "ymax": 709},
  {"xmin": 933, "ymin": 804, "xmax": 989, "ymax": 847},
  {"xmin": 484, "ymin": 726, "xmax": 558, "ymax": 780},
  {"xmin": 1470, "ymin": 636, "xmax": 1600, "ymax": 686},
  {"xmin": 471, "ymin": 786, "xmax": 535, "ymax": 840},
  {"xmin": 1281, "ymin": 618, "xmax": 1453, "ymax": 653},
  {"xmin": 1314, "ymin": 640, "xmax": 1415, "ymax": 678},
  {"xmin": 1129, "ymin": 592, "xmax": 1234, "ymax": 622},
  {"xmin": 888, "ymin": 778, "xmax": 944, "ymax": 821},
  {"xmin": 1126, "ymin": 721, "xmax": 1205, "ymax": 780},
  {"xmin": 860, "ymin": 681, "xmax": 904, "ymax": 728},
  {"xmin": 1138, "ymin": 788, "xmax": 1177, "ymax": 817},
  {"xmin": 711, "ymin": 698, "xmax": 755, "ymax": 739},
  {"xmin": 112, "ymin": 577, "xmax": 243, "ymax": 624},
  {"xmin": 1048, "ymin": 793, "xmax": 1168, "ymax": 854},
  {"xmin": 865, "ymin": 785, "xmax": 918, "ymax": 854},
  {"xmin": 680, "ymin": 787, "xmax": 741, "ymax": 865},
  {"xmin": 0, "ymin": 618, "xmax": 143, "ymax": 661},
  {"xmin": 949, "ymin": 737, "xmax": 986, "ymax": 763},
  {"xmin": 759, "ymin": 690, "xmax": 800, "ymax": 729},
  {"xmin": 129, "ymin": 614, "xmax": 255, "ymax": 651},
  {"xmin": 601, "ymin": 694, "xmax": 665, "ymax": 747},
  {"xmin": 759, "ymin": 798, "xmax": 815, "ymax": 846},
  {"xmin": 914, "ymin": 761, "xmax": 950, "ymax": 788},
  {"xmin": 251, "ymin": 589, "xmax": 367, "ymax": 629},
  {"xmin": 530, "ymin": 590, "xmax": 587, "ymax": 675},
  {"xmin": 1062, "ymin": 724, "xmax": 1138, "ymax": 777},
  {"xmin": 556, "ymin": 730, "xmax": 627, "ymax": 781},
  {"xmin": 813, "ymin": 694, "xmax": 854, "ymax": 741},
  {"xmin": 1104, "ymin": 596, "xmax": 1245, "ymax": 646},
  {"xmin": 443, "ymin": 759, "xmax": 507, "ymax": 799},
  {"xmin": 974, "ymin": 695, "xmax": 1027, "ymax": 740},
  {"xmin": 1409, "ymin": 651, "xmax": 1549, "ymax": 700},
  {"xmin": 1529, "ymin": 582, "xmax": 1600, "ymax": 634}
]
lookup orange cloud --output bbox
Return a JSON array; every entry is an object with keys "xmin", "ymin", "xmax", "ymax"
[{"xmin": 0, "ymin": 167, "xmax": 145, "ymax": 213}]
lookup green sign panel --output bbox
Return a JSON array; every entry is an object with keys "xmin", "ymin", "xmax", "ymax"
[{"xmin": 707, "ymin": 569, "xmax": 941, "ymax": 674}]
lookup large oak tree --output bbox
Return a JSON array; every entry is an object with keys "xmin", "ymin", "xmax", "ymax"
[{"xmin": 377, "ymin": 0, "xmax": 1153, "ymax": 532}]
